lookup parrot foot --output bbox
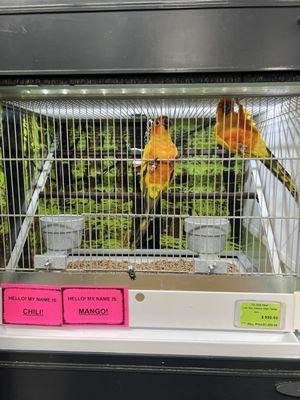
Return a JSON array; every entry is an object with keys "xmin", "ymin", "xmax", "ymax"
[
  {"xmin": 149, "ymin": 157, "xmax": 159, "ymax": 172},
  {"xmin": 238, "ymin": 144, "xmax": 247, "ymax": 155}
]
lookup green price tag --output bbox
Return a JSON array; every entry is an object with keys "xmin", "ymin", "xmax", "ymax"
[{"xmin": 239, "ymin": 302, "xmax": 281, "ymax": 329}]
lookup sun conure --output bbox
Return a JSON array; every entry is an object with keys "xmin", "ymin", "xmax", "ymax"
[
  {"xmin": 131, "ymin": 115, "xmax": 178, "ymax": 248},
  {"xmin": 215, "ymin": 97, "xmax": 299, "ymax": 203}
]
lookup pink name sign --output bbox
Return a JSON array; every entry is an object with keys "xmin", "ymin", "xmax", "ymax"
[
  {"xmin": 2, "ymin": 284, "xmax": 62, "ymax": 326},
  {"xmin": 62, "ymin": 287, "xmax": 129, "ymax": 326}
]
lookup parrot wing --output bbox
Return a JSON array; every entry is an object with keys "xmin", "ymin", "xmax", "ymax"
[
  {"xmin": 130, "ymin": 142, "xmax": 159, "ymax": 248},
  {"xmin": 140, "ymin": 142, "xmax": 151, "ymax": 194}
]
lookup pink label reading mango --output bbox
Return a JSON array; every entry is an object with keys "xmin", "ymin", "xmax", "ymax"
[
  {"xmin": 62, "ymin": 287, "xmax": 129, "ymax": 326},
  {"xmin": 2, "ymin": 284, "xmax": 62, "ymax": 326}
]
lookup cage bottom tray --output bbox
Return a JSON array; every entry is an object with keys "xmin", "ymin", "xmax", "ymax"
[{"xmin": 67, "ymin": 257, "xmax": 242, "ymax": 274}]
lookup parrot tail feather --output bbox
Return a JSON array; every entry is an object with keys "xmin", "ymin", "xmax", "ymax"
[
  {"xmin": 130, "ymin": 195, "xmax": 159, "ymax": 249},
  {"xmin": 262, "ymin": 149, "xmax": 299, "ymax": 204}
]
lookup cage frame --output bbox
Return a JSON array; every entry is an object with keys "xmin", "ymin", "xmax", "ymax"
[{"xmin": 0, "ymin": 82, "xmax": 299, "ymax": 291}]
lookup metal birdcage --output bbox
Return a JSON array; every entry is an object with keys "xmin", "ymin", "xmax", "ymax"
[
  {"xmin": 1, "ymin": 90, "xmax": 299, "ymax": 277},
  {"xmin": 2, "ymin": 2, "xmax": 300, "ymax": 396}
]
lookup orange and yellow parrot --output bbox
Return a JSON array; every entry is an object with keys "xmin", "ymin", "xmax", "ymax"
[
  {"xmin": 215, "ymin": 97, "xmax": 299, "ymax": 203},
  {"xmin": 131, "ymin": 115, "xmax": 178, "ymax": 248}
]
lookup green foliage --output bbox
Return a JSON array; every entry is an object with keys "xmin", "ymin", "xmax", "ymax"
[
  {"xmin": 86, "ymin": 217, "xmax": 131, "ymax": 249},
  {"xmin": 160, "ymin": 235, "xmax": 187, "ymax": 250},
  {"xmin": 190, "ymin": 129, "xmax": 216, "ymax": 150}
]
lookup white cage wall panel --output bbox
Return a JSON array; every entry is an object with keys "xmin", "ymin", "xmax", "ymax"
[
  {"xmin": 0, "ymin": 95, "xmax": 299, "ymax": 275},
  {"xmin": 257, "ymin": 103, "xmax": 300, "ymax": 273}
]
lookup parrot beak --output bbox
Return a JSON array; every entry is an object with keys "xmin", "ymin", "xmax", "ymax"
[
  {"xmin": 151, "ymin": 116, "xmax": 169, "ymax": 129},
  {"xmin": 162, "ymin": 116, "xmax": 169, "ymax": 129},
  {"xmin": 225, "ymin": 102, "xmax": 232, "ymax": 114}
]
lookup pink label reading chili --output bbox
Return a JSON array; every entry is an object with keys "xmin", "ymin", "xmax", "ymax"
[
  {"xmin": 2, "ymin": 284, "xmax": 63, "ymax": 326},
  {"xmin": 62, "ymin": 287, "xmax": 129, "ymax": 326}
]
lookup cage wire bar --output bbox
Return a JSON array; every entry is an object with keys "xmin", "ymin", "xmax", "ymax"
[{"xmin": 0, "ymin": 95, "xmax": 299, "ymax": 275}]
